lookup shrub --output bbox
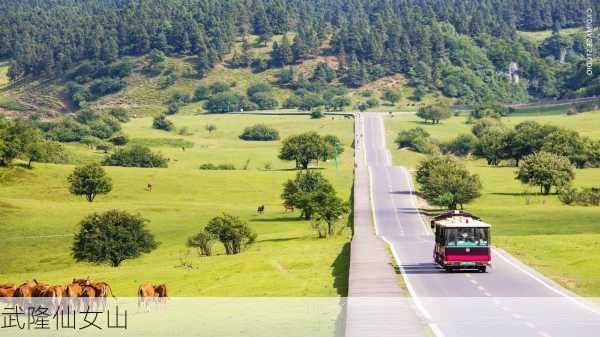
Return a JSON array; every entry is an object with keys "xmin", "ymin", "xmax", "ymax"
[
  {"xmin": 204, "ymin": 214, "xmax": 256, "ymax": 255},
  {"xmin": 152, "ymin": 115, "xmax": 174, "ymax": 131},
  {"xmin": 239, "ymin": 124, "xmax": 280, "ymax": 141},
  {"xmin": 311, "ymin": 109, "xmax": 324, "ymax": 119},
  {"xmin": 395, "ymin": 127, "xmax": 430, "ymax": 149},
  {"xmin": 194, "ymin": 85, "xmax": 210, "ymax": 101},
  {"xmin": 249, "ymin": 91, "xmax": 278, "ymax": 110},
  {"xmin": 382, "ymin": 89, "xmax": 401, "ymax": 104},
  {"xmin": 199, "ymin": 163, "xmax": 236, "ymax": 170},
  {"xmin": 187, "ymin": 231, "xmax": 214, "ymax": 256},
  {"xmin": 246, "ymin": 82, "xmax": 272, "ymax": 96},
  {"xmin": 558, "ymin": 186, "xmax": 578, "ymax": 205},
  {"xmin": 109, "ymin": 133, "xmax": 129, "ymax": 146},
  {"xmin": 103, "ymin": 145, "xmax": 168, "ymax": 168},
  {"xmin": 89, "ymin": 77, "xmax": 125, "ymax": 99},
  {"xmin": 366, "ymin": 98, "xmax": 380, "ymax": 108},
  {"xmin": 442, "ymin": 134, "xmax": 478, "ymax": 156},
  {"xmin": 109, "ymin": 108, "xmax": 130, "ymax": 122},
  {"xmin": 209, "ymin": 81, "xmax": 231, "ymax": 94},
  {"xmin": 166, "ymin": 102, "xmax": 180, "ymax": 115},
  {"xmin": 204, "ymin": 92, "xmax": 243, "ymax": 113}
]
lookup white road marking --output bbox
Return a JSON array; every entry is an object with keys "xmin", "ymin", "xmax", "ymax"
[
  {"xmin": 465, "ymin": 274, "xmax": 472, "ymax": 278},
  {"xmin": 525, "ymin": 322, "xmax": 536, "ymax": 328},
  {"xmin": 477, "ymin": 286, "xmax": 485, "ymax": 291},
  {"xmin": 493, "ymin": 299, "xmax": 502, "ymax": 305},
  {"xmin": 501, "ymin": 306, "xmax": 510, "ymax": 312},
  {"xmin": 385, "ymin": 169, "xmax": 405, "ymax": 236},
  {"xmin": 539, "ymin": 332, "xmax": 552, "ymax": 337},
  {"xmin": 484, "ymin": 292, "xmax": 492, "ymax": 297},
  {"xmin": 470, "ymin": 279, "xmax": 478, "ymax": 285},
  {"xmin": 512, "ymin": 313, "xmax": 523, "ymax": 319}
]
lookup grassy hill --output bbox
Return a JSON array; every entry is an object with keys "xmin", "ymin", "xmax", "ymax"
[
  {"xmin": 0, "ymin": 114, "xmax": 354, "ymax": 296},
  {"xmin": 385, "ymin": 110, "xmax": 600, "ymax": 296},
  {"xmin": 0, "ymin": 33, "xmax": 445, "ymax": 119}
]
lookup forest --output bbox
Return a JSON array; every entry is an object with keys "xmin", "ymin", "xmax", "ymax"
[{"xmin": 0, "ymin": 0, "xmax": 598, "ymax": 104}]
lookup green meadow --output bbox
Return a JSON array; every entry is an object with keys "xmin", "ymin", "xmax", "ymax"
[
  {"xmin": 385, "ymin": 111, "xmax": 600, "ymax": 296},
  {"xmin": 0, "ymin": 114, "xmax": 354, "ymax": 297}
]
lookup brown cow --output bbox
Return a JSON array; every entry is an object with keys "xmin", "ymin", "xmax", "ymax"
[
  {"xmin": 138, "ymin": 283, "xmax": 155, "ymax": 313},
  {"xmin": 153, "ymin": 284, "xmax": 168, "ymax": 309},
  {"xmin": 92, "ymin": 282, "xmax": 116, "ymax": 311}
]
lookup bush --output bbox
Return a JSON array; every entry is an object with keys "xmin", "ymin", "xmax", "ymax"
[
  {"xmin": 166, "ymin": 102, "xmax": 180, "ymax": 115},
  {"xmin": 187, "ymin": 231, "xmax": 214, "ymax": 256},
  {"xmin": 204, "ymin": 214, "xmax": 256, "ymax": 255},
  {"xmin": 395, "ymin": 127, "xmax": 430, "ymax": 149},
  {"xmin": 199, "ymin": 163, "xmax": 236, "ymax": 170},
  {"xmin": 310, "ymin": 109, "xmax": 324, "ymax": 119},
  {"xmin": 204, "ymin": 92, "xmax": 243, "ymax": 113},
  {"xmin": 161, "ymin": 73, "xmax": 178, "ymax": 88},
  {"xmin": 89, "ymin": 77, "xmax": 126, "ymax": 99},
  {"xmin": 103, "ymin": 145, "xmax": 168, "ymax": 168},
  {"xmin": 442, "ymin": 134, "xmax": 478, "ymax": 156},
  {"xmin": 366, "ymin": 98, "xmax": 380, "ymax": 108},
  {"xmin": 109, "ymin": 133, "xmax": 129, "ymax": 146},
  {"xmin": 239, "ymin": 124, "xmax": 280, "ymax": 141},
  {"xmin": 382, "ymin": 89, "xmax": 401, "ymax": 104},
  {"xmin": 559, "ymin": 187, "xmax": 600, "ymax": 206},
  {"xmin": 109, "ymin": 108, "xmax": 130, "ymax": 123},
  {"xmin": 193, "ymin": 85, "xmax": 210, "ymax": 101},
  {"xmin": 152, "ymin": 115, "xmax": 174, "ymax": 131},
  {"xmin": 209, "ymin": 81, "xmax": 231, "ymax": 94},
  {"xmin": 167, "ymin": 91, "xmax": 191, "ymax": 105},
  {"xmin": 249, "ymin": 91, "xmax": 278, "ymax": 110},
  {"xmin": 246, "ymin": 83, "xmax": 272, "ymax": 97},
  {"xmin": 558, "ymin": 186, "xmax": 578, "ymax": 205}
]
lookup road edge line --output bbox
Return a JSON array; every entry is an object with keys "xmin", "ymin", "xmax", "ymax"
[
  {"xmin": 492, "ymin": 248, "xmax": 600, "ymax": 316},
  {"xmin": 380, "ymin": 236, "xmax": 445, "ymax": 337}
]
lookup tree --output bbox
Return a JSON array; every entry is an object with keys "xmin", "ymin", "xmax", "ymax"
[
  {"xmin": 382, "ymin": 89, "xmax": 401, "ymax": 104},
  {"xmin": 204, "ymin": 92, "xmax": 243, "ymax": 113},
  {"xmin": 152, "ymin": 115, "xmax": 174, "ymax": 131},
  {"xmin": 312, "ymin": 191, "xmax": 348, "ymax": 238},
  {"xmin": 72, "ymin": 210, "xmax": 158, "ymax": 267},
  {"xmin": 516, "ymin": 152, "xmax": 574, "ymax": 195},
  {"xmin": 541, "ymin": 129, "xmax": 588, "ymax": 168},
  {"xmin": 204, "ymin": 214, "xmax": 256, "ymax": 255},
  {"xmin": 282, "ymin": 170, "xmax": 335, "ymax": 219},
  {"xmin": 278, "ymin": 132, "xmax": 324, "ymax": 169},
  {"xmin": 68, "ymin": 163, "xmax": 113, "ymax": 202},
  {"xmin": 471, "ymin": 117, "xmax": 505, "ymax": 138},
  {"xmin": 507, "ymin": 121, "xmax": 558, "ymax": 166},
  {"xmin": 271, "ymin": 35, "xmax": 293, "ymax": 67},
  {"xmin": 416, "ymin": 156, "xmax": 482, "ymax": 209},
  {"xmin": 416, "ymin": 104, "xmax": 451, "ymax": 124}
]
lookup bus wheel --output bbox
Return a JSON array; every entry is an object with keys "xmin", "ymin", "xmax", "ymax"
[{"xmin": 479, "ymin": 266, "xmax": 487, "ymax": 273}]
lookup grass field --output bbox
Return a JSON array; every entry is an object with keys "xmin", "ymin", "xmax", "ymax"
[
  {"xmin": 0, "ymin": 114, "xmax": 354, "ymax": 297},
  {"xmin": 385, "ymin": 110, "xmax": 600, "ymax": 296},
  {"xmin": 517, "ymin": 27, "xmax": 583, "ymax": 44}
]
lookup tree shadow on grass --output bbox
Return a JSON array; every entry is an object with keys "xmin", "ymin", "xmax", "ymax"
[
  {"xmin": 332, "ymin": 242, "xmax": 350, "ymax": 337},
  {"xmin": 491, "ymin": 192, "xmax": 552, "ymax": 196},
  {"xmin": 249, "ymin": 216, "xmax": 301, "ymax": 223}
]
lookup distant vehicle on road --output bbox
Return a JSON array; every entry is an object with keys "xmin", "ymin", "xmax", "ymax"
[{"xmin": 432, "ymin": 210, "xmax": 491, "ymax": 273}]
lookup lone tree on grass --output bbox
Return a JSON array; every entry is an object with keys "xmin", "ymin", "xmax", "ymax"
[
  {"xmin": 516, "ymin": 151, "xmax": 574, "ymax": 195},
  {"xmin": 416, "ymin": 104, "xmax": 451, "ymax": 124},
  {"xmin": 279, "ymin": 132, "xmax": 343, "ymax": 169},
  {"xmin": 311, "ymin": 190, "xmax": 348, "ymax": 238},
  {"xmin": 416, "ymin": 155, "xmax": 482, "ymax": 210},
  {"xmin": 72, "ymin": 210, "xmax": 158, "ymax": 267},
  {"xmin": 68, "ymin": 163, "xmax": 112, "ymax": 202}
]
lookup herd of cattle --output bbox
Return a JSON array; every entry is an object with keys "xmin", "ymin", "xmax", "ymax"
[{"xmin": 0, "ymin": 278, "xmax": 168, "ymax": 313}]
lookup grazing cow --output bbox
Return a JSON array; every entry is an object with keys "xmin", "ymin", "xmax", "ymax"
[
  {"xmin": 153, "ymin": 284, "xmax": 168, "ymax": 309},
  {"xmin": 65, "ymin": 282, "xmax": 84, "ymax": 311},
  {"xmin": 92, "ymin": 282, "xmax": 116, "ymax": 311},
  {"xmin": 138, "ymin": 283, "xmax": 155, "ymax": 313},
  {"xmin": 147, "ymin": 183, "xmax": 153, "ymax": 192},
  {"xmin": 257, "ymin": 205, "xmax": 265, "ymax": 214}
]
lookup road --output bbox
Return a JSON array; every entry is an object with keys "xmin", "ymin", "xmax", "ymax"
[{"xmin": 358, "ymin": 114, "xmax": 600, "ymax": 337}]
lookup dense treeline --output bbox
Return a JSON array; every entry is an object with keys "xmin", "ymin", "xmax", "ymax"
[{"xmin": 1, "ymin": 0, "xmax": 598, "ymax": 103}]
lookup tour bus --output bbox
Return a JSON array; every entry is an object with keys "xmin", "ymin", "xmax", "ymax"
[{"xmin": 431, "ymin": 210, "xmax": 491, "ymax": 273}]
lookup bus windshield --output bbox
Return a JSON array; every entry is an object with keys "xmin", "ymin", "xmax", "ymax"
[{"xmin": 445, "ymin": 227, "xmax": 489, "ymax": 246}]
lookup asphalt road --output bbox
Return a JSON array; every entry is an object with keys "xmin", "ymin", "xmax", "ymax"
[{"xmin": 359, "ymin": 114, "xmax": 600, "ymax": 337}]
